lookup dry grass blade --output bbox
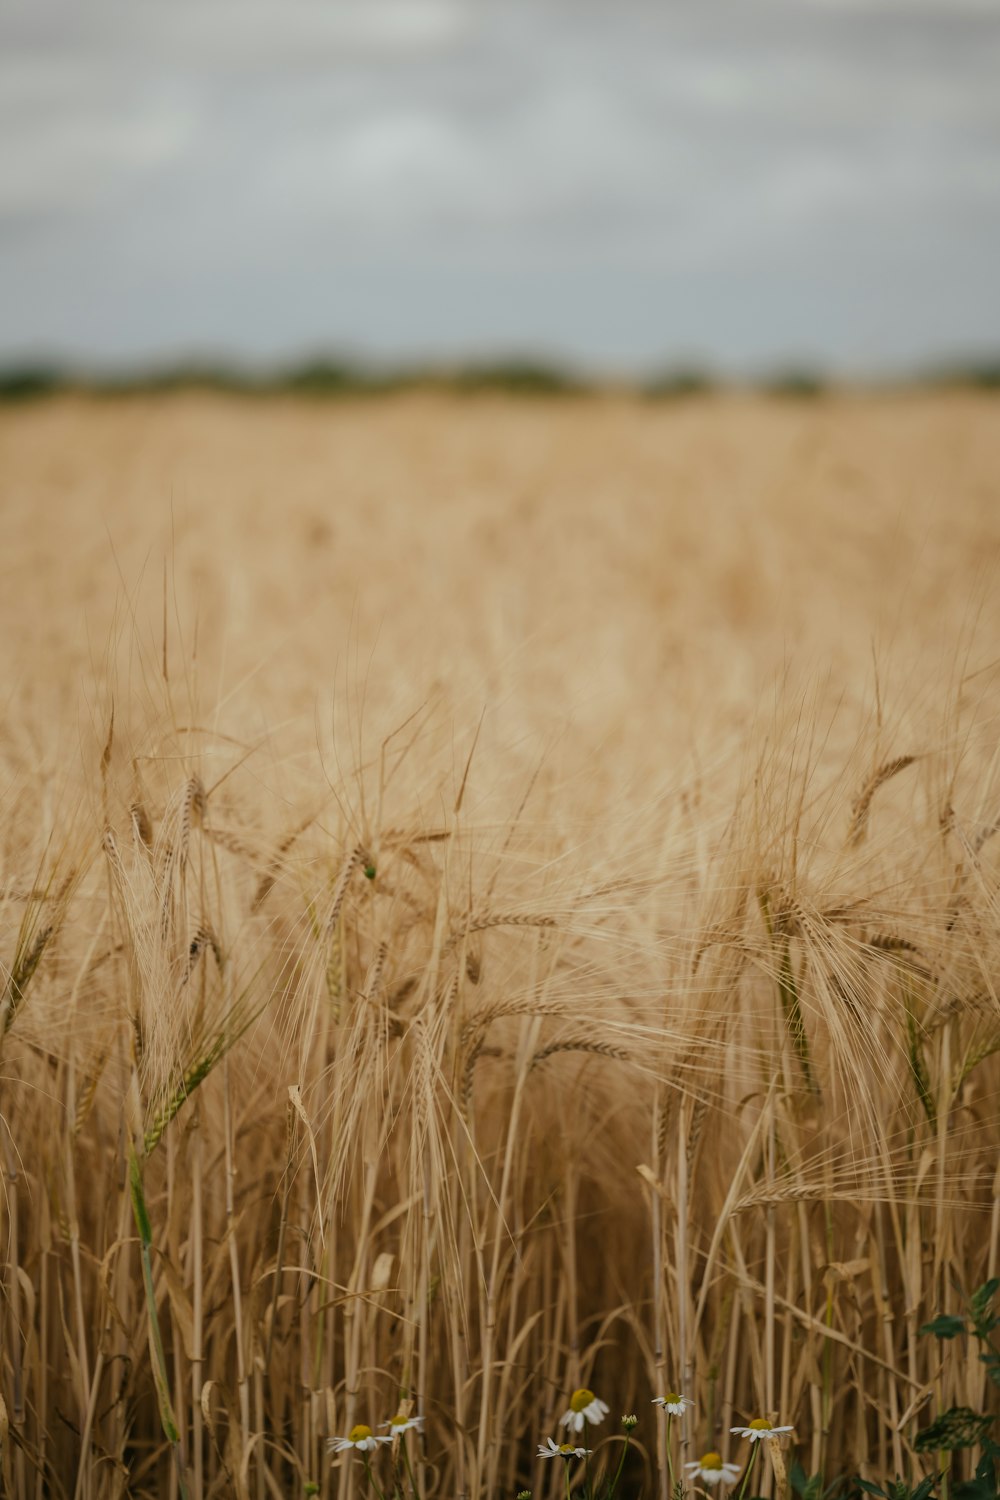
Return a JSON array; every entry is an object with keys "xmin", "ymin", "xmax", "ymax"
[
  {"xmin": 848, "ymin": 755, "xmax": 917, "ymax": 845},
  {"xmin": 0, "ymin": 921, "xmax": 53, "ymax": 1036},
  {"xmin": 528, "ymin": 1037, "xmax": 631, "ymax": 1070}
]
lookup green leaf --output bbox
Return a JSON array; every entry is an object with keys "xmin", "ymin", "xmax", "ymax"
[
  {"xmin": 790, "ymin": 1467, "xmax": 825, "ymax": 1500},
  {"xmin": 129, "ymin": 1153, "xmax": 152, "ymax": 1245},
  {"xmin": 970, "ymin": 1279, "xmax": 1000, "ymax": 1339},
  {"xmin": 919, "ymin": 1315, "xmax": 967, "ymax": 1340},
  {"xmin": 953, "ymin": 1479, "xmax": 996, "ymax": 1500},
  {"xmin": 971, "ymin": 1279, "xmax": 1000, "ymax": 1315},
  {"xmin": 915, "ymin": 1408, "xmax": 994, "ymax": 1453}
]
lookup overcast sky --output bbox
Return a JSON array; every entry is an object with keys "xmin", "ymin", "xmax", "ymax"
[{"xmin": 2, "ymin": 0, "xmax": 999, "ymax": 376}]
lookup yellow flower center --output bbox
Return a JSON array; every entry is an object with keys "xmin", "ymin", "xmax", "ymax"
[
  {"xmin": 558, "ymin": 1444, "xmax": 576, "ymax": 1456},
  {"xmin": 664, "ymin": 1392, "xmax": 681, "ymax": 1403},
  {"xmin": 391, "ymin": 1415, "xmax": 407, "ymax": 1428},
  {"xmin": 348, "ymin": 1424, "xmax": 372, "ymax": 1443},
  {"xmin": 570, "ymin": 1388, "xmax": 595, "ymax": 1413},
  {"xmin": 700, "ymin": 1453, "xmax": 723, "ymax": 1470},
  {"xmin": 748, "ymin": 1419, "xmax": 773, "ymax": 1431}
]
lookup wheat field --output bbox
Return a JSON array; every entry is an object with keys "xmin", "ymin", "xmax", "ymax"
[{"xmin": 1, "ymin": 390, "xmax": 999, "ymax": 1500}]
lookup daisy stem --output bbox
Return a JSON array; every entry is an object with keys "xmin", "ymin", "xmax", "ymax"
[
  {"xmin": 362, "ymin": 1455, "xmax": 388, "ymax": 1500},
  {"xmin": 735, "ymin": 1445, "xmax": 759, "ymax": 1500},
  {"xmin": 564, "ymin": 1460, "xmax": 573, "ymax": 1500},
  {"xmin": 609, "ymin": 1433, "xmax": 631, "ymax": 1499},
  {"xmin": 401, "ymin": 1436, "xmax": 421, "ymax": 1500},
  {"xmin": 665, "ymin": 1414, "xmax": 676, "ymax": 1496}
]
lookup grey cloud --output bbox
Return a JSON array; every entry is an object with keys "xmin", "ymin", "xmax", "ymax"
[{"xmin": 1, "ymin": 0, "xmax": 999, "ymax": 372}]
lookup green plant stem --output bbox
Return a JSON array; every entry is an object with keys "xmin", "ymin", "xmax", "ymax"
[
  {"xmin": 128, "ymin": 1151, "xmax": 190, "ymax": 1500},
  {"xmin": 609, "ymin": 1434, "xmax": 631, "ymax": 1499},
  {"xmin": 564, "ymin": 1460, "xmax": 573, "ymax": 1500},
  {"xmin": 362, "ymin": 1455, "xmax": 388, "ymax": 1500},
  {"xmin": 401, "ymin": 1435, "xmax": 421, "ymax": 1500},
  {"xmin": 665, "ymin": 1416, "xmax": 676, "ymax": 1496},
  {"xmin": 735, "ymin": 1446, "xmax": 759, "ymax": 1500}
]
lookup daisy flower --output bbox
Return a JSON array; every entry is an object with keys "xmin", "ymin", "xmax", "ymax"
[
  {"xmin": 730, "ymin": 1418, "xmax": 794, "ymax": 1443},
  {"xmin": 328, "ymin": 1423, "xmax": 393, "ymax": 1454},
  {"xmin": 685, "ymin": 1452, "xmax": 742, "ymax": 1487},
  {"xmin": 382, "ymin": 1413, "xmax": 423, "ymax": 1436},
  {"xmin": 653, "ymin": 1392, "xmax": 694, "ymax": 1417},
  {"xmin": 559, "ymin": 1388, "xmax": 610, "ymax": 1432},
  {"xmin": 538, "ymin": 1438, "xmax": 592, "ymax": 1460}
]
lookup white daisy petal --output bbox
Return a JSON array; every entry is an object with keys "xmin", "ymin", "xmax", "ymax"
[
  {"xmin": 730, "ymin": 1420, "xmax": 795, "ymax": 1443},
  {"xmin": 685, "ymin": 1454, "xmax": 742, "ymax": 1486},
  {"xmin": 653, "ymin": 1392, "xmax": 694, "ymax": 1417},
  {"xmin": 328, "ymin": 1424, "xmax": 393, "ymax": 1454},
  {"xmin": 560, "ymin": 1389, "xmax": 609, "ymax": 1432},
  {"xmin": 538, "ymin": 1437, "xmax": 591, "ymax": 1459},
  {"xmin": 382, "ymin": 1414, "xmax": 423, "ymax": 1435}
]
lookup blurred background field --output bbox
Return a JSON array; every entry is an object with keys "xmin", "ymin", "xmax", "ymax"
[{"xmin": 5, "ymin": 386, "xmax": 999, "ymax": 751}]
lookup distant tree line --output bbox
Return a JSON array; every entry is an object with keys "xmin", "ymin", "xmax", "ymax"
[{"xmin": 1, "ymin": 355, "xmax": 998, "ymax": 402}]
